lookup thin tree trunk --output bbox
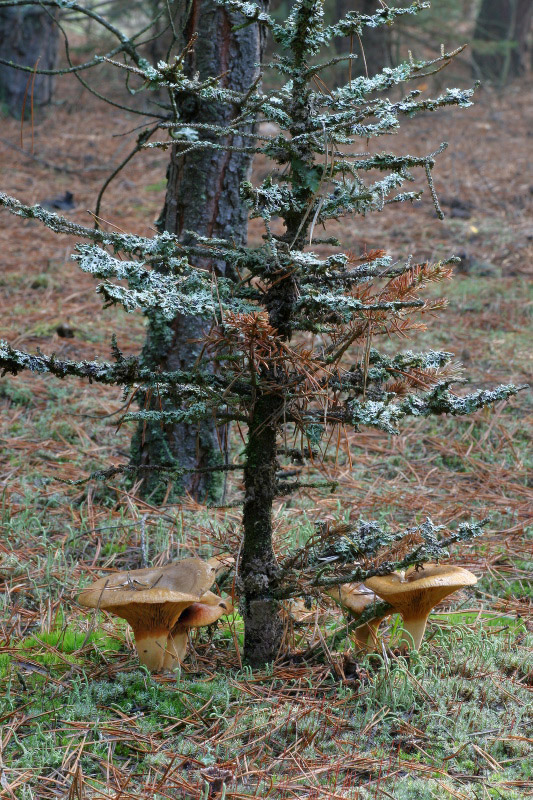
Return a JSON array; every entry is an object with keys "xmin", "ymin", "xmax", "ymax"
[
  {"xmin": 0, "ymin": 6, "xmax": 58, "ymax": 117},
  {"xmin": 240, "ymin": 393, "xmax": 284, "ymax": 666},
  {"xmin": 131, "ymin": 0, "xmax": 266, "ymax": 502},
  {"xmin": 239, "ymin": 46, "xmax": 310, "ymax": 665}
]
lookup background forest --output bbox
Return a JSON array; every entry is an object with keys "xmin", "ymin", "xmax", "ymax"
[{"xmin": 0, "ymin": 0, "xmax": 531, "ymax": 798}]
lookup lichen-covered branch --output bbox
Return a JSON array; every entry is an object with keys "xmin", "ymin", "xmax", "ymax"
[{"xmin": 276, "ymin": 517, "xmax": 490, "ymax": 599}]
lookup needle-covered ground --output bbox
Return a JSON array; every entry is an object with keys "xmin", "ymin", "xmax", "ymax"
[{"xmin": 0, "ymin": 64, "xmax": 531, "ymax": 799}]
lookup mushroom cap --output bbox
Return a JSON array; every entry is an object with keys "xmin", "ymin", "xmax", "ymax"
[
  {"xmin": 174, "ymin": 592, "xmax": 234, "ymax": 630},
  {"xmin": 207, "ymin": 553, "xmax": 235, "ymax": 577},
  {"xmin": 77, "ymin": 557, "xmax": 220, "ymax": 637},
  {"xmin": 325, "ymin": 583, "xmax": 378, "ymax": 617},
  {"xmin": 77, "ymin": 558, "xmax": 225, "ymax": 672},
  {"xmin": 78, "ymin": 557, "xmax": 216, "ymax": 610},
  {"xmin": 365, "ymin": 564, "xmax": 477, "ymax": 620}
]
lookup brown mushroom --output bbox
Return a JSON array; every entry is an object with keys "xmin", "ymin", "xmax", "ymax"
[
  {"xmin": 207, "ymin": 553, "xmax": 235, "ymax": 575},
  {"xmin": 365, "ymin": 563, "xmax": 477, "ymax": 650},
  {"xmin": 163, "ymin": 592, "xmax": 234, "ymax": 670},
  {"xmin": 77, "ymin": 557, "xmax": 218, "ymax": 671},
  {"xmin": 325, "ymin": 583, "xmax": 387, "ymax": 652}
]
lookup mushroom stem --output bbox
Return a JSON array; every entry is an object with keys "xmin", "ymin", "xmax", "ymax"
[
  {"xmin": 133, "ymin": 630, "xmax": 171, "ymax": 671},
  {"xmin": 162, "ymin": 629, "xmax": 188, "ymax": 671},
  {"xmin": 400, "ymin": 616, "xmax": 429, "ymax": 650},
  {"xmin": 354, "ymin": 620, "xmax": 382, "ymax": 652}
]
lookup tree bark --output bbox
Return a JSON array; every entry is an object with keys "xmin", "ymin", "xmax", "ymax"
[
  {"xmin": 131, "ymin": 0, "xmax": 266, "ymax": 502},
  {"xmin": 0, "ymin": 6, "xmax": 58, "ymax": 117},
  {"xmin": 240, "ymin": 393, "xmax": 284, "ymax": 666},
  {"xmin": 472, "ymin": 0, "xmax": 533, "ymax": 83}
]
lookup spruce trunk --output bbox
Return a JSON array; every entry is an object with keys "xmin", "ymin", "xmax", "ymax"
[
  {"xmin": 131, "ymin": 0, "xmax": 266, "ymax": 502},
  {"xmin": 239, "ymin": 51, "xmax": 313, "ymax": 664},
  {"xmin": 240, "ymin": 393, "xmax": 284, "ymax": 666}
]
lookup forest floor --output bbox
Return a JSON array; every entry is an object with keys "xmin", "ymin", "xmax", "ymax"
[{"xmin": 0, "ymin": 67, "xmax": 532, "ymax": 800}]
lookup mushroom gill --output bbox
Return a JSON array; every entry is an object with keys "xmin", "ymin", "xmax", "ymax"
[{"xmin": 163, "ymin": 592, "xmax": 234, "ymax": 670}]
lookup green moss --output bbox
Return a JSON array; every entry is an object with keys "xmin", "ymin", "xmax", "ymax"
[
  {"xmin": 2, "ymin": 627, "xmax": 530, "ymax": 795},
  {"xmin": 0, "ymin": 379, "xmax": 33, "ymax": 406},
  {"xmin": 431, "ymin": 610, "xmax": 527, "ymax": 632}
]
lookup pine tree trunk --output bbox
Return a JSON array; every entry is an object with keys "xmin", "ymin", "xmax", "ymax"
[
  {"xmin": 131, "ymin": 0, "xmax": 266, "ymax": 502},
  {"xmin": 0, "ymin": 6, "xmax": 58, "ymax": 117},
  {"xmin": 472, "ymin": 0, "xmax": 533, "ymax": 83}
]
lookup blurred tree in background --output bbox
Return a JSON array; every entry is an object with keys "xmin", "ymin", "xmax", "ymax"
[
  {"xmin": 0, "ymin": 5, "xmax": 58, "ymax": 115},
  {"xmin": 472, "ymin": 0, "xmax": 533, "ymax": 84}
]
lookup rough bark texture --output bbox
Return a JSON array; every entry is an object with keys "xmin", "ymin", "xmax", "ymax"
[
  {"xmin": 0, "ymin": 6, "xmax": 58, "ymax": 117},
  {"xmin": 239, "ymin": 393, "xmax": 284, "ymax": 666},
  {"xmin": 131, "ymin": 0, "xmax": 266, "ymax": 502},
  {"xmin": 472, "ymin": 0, "xmax": 533, "ymax": 83}
]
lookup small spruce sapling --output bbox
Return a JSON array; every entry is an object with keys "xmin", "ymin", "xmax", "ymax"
[{"xmin": 0, "ymin": 0, "xmax": 526, "ymax": 665}]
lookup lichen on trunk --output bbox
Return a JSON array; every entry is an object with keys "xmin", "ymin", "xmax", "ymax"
[{"xmin": 240, "ymin": 392, "xmax": 284, "ymax": 665}]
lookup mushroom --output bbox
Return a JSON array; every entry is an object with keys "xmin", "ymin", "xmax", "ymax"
[
  {"xmin": 365, "ymin": 563, "xmax": 477, "ymax": 650},
  {"xmin": 163, "ymin": 591, "xmax": 234, "ymax": 670},
  {"xmin": 78, "ymin": 557, "xmax": 219, "ymax": 671},
  {"xmin": 207, "ymin": 553, "xmax": 235, "ymax": 580},
  {"xmin": 325, "ymin": 583, "xmax": 387, "ymax": 652}
]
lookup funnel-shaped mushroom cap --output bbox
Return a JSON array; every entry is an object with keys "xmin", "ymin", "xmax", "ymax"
[
  {"xmin": 78, "ymin": 557, "xmax": 217, "ymax": 671},
  {"xmin": 365, "ymin": 563, "xmax": 477, "ymax": 649},
  {"xmin": 78, "ymin": 557, "xmax": 216, "ymax": 610},
  {"xmin": 163, "ymin": 593, "xmax": 234, "ymax": 670},
  {"xmin": 207, "ymin": 553, "xmax": 235, "ymax": 577},
  {"xmin": 325, "ymin": 583, "xmax": 386, "ymax": 652}
]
